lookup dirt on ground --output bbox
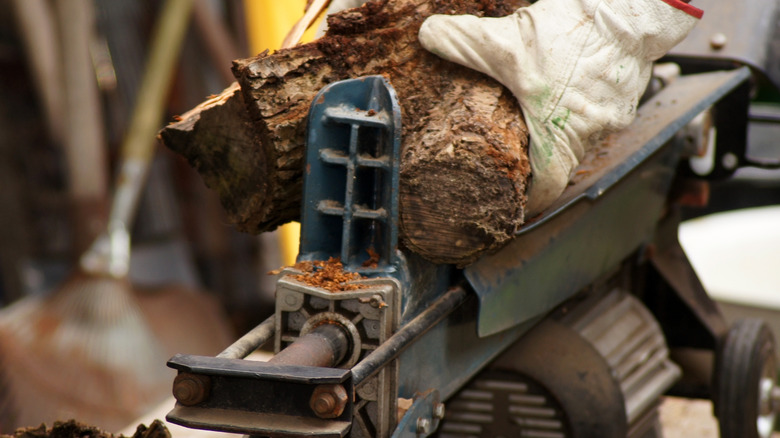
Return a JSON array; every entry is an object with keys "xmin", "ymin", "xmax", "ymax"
[{"xmin": 2, "ymin": 420, "xmax": 170, "ymax": 438}]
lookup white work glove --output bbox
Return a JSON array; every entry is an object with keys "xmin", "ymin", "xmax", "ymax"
[
  {"xmin": 327, "ymin": 0, "xmax": 365, "ymax": 10},
  {"xmin": 315, "ymin": 0, "xmax": 367, "ymax": 38},
  {"xmin": 419, "ymin": 0, "xmax": 702, "ymax": 216}
]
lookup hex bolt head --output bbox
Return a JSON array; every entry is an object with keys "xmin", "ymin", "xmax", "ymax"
[
  {"xmin": 172, "ymin": 373, "xmax": 211, "ymax": 406},
  {"xmin": 417, "ymin": 418, "xmax": 431, "ymax": 435},
  {"xmin": 433, "ymin": 403, "xmax": 446, "ymax": 420},
  {"xmin": 310, "ymin": 384, "xmax": 349, "ymax": 419}
]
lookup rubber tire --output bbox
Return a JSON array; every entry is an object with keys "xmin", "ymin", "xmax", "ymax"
[{"xmin": 715, "ymin": 318, "xmax": 778, "ymax": 438}]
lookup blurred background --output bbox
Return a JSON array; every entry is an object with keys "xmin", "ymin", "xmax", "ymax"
[
  {"xmin": 0, "ymin": 0, "xmax": 314, "ymax": 432},
  {"xmin": 680, "ymin": 104, "xmax": 780, "ymax": 348}
]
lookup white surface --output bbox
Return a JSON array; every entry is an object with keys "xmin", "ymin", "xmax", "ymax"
[{"xmin": 679, "ymin": 206, "xmax": 780, "ymax": 310}]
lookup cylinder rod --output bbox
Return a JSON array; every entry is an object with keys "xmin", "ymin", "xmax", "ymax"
[{"xmin": 270, "ymin": 323, "xmax": 350, "ymax": 368}]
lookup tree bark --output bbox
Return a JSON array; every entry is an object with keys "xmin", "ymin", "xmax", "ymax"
[{"xmin": 160, "ymin": 0, "xmax": 531, "ymax": 266}]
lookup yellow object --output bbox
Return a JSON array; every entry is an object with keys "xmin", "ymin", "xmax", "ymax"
[
  {"xmin": 245, "ymin": 1, "xmax": 323, "ymax": 264},
  {"xmin": 244, "ymin": 1, "xmax": 322, "ymax": 55},
  {"xmin": 279, "ymin": 222, "xmax": 301, "ymax": 266}
]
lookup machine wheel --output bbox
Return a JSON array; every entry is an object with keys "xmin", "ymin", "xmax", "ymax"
[{"xmin": 715, "ymin": 318, "xmax": 778, "ymax": 438}]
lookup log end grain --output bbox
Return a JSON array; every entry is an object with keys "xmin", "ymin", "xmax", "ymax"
[
  {"xmin": 400, "ymin": 82, "xmax": 530, "ymax": 266},
  {"xmin": 159, "ymin": 85, "xmax": 287, "ymax": 233}
]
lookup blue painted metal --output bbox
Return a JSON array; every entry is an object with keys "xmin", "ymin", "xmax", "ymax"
[
  {"xmin": 391, "ymin": 389, "xmax": 441, "ymax": 438},
  {"xmin": 300, "ymin": 76, "xmax": 403, "ymax": 280},
  {"xmin": 397, "ymin": 295, "xmax": 540, "ymax": 403},
  {"xmin": 464, "ymin": 67, "xmax": 752, "ymax": 337}
]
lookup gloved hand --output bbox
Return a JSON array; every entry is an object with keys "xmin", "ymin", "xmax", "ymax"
[{"xmin": 419, "ymin": 0, "xmax": 702, "ymax": 216}]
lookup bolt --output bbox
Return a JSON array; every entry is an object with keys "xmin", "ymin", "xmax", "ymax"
[
  {"xmin": 710, "ymin": 33, "xmax": 727, "ymax": 50},
  {"xmin": 722, "ymin": 152, "xmax": 738, "ymax": 170},
  {"xmin": 285, "ymin": 293, "xmax": 298, "ymax": 306},
  {"xmin": 433, "ymin": 403, "xmax": 446, "ymax": 420},
  {"xmin": 172, "ymin": 373, "xmax": 211, "ymax": 406},
  {"xmin": 369, "ymin": 294, "xmax": 386, "ymax": 309},
  {"xmin": 312, "ymin": 392, "xmax": 336, "ymax": 414},
  {"xmin": 310, "ymin": 384, "xmax": 349, "ymax": 419},
  {"xmin": 417, "ymin": 418, "xmax": 431, "ymax": 435}
]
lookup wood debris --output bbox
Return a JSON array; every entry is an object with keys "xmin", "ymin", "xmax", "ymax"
[
  {"xmin": 291, "ymin": 258, "xmax": 368, "ymax": 292},
  {"xmin": 2, "ymin": 419, "xmax": 170, "ymax": 438}
]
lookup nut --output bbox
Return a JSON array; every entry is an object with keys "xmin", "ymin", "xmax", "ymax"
[
  {"xmin": 433, "ymin": 403, "xmax": 446, "ymax": 420},
  {"xmin": 310, "ymin": 384, "xmax": 349, "ymax": 419},
  {"xmin": 172, "ymin": 373, "xmax": 211, "ymax": 406},
  {"xmin": 369, "ymin": 294, "xmax": 386, "ymax": 308},
  {"xmin": 416, "ymin": 418, "xmax": 431, "ymax": 435}
]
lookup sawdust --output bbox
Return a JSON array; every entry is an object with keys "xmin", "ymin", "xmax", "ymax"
[
  {"xmin": 278, "ymin": 258, "xmax": 369, "ymax": 292},
  {"xmin": 2, "ymin": 419, "xmax": 170, "ymax": 438}
]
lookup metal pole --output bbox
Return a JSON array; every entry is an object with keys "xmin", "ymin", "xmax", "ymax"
[
  {"xmin": 217, "ymin": 316, "xmax": 275, "ymax": 359},
  {"xmin": 352, "ymin": 286, "xmax": 468, "ymax": 385}
]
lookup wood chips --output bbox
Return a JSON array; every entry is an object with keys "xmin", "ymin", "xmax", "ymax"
[{"xmin": 290, "ymin": 258, "xmax": 368, "ymax": 292}]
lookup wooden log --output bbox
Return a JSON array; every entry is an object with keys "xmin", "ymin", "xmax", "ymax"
[
  {"xmin": 161, "ymin": 0, "xmax": 531, "ymax": 266},
  {"xmin": 160, "ymin": 83, "xmax": 279, "ymax": 229}
]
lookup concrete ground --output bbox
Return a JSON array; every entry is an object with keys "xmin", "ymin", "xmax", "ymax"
[
  {"xmin": 661, "ymin": 396, "xmax": 780, "ymax": 438},
  {"xmin": 127, "ymin": 395, "xmax": 769, "ymax": 437},
  {"xmin": 660, "ymin": 397, "xmax": 720, "ymax": 438}
]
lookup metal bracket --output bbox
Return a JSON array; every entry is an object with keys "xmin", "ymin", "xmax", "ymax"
[
  {"xmin": 275, "ymin": 275, "xmax": 402, "ymax": 438},
  {"xmin": 166, "ymin": 354, "xmax": 353, "ymax": 437},
  {"xmin": 300, "ymin": 75, "xmax": 403, "ymax": 280}
]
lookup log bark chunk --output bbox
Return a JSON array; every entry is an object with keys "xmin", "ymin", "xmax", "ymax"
[{"xmin": 160, "ymin": 0, "xmax": 531, "ymax": 266}]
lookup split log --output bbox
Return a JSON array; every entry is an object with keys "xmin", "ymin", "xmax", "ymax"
[
  {"xmin": 159, "ymin": 84, "xmax": 277, "ymax": 229},
  {"xmin": 161, "ymin": 0, "xmax": 531, "ymax": 266}
]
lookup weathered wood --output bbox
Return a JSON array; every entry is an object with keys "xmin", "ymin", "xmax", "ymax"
[
  {"xmin": 160, "ymin": 83, "xmax": 277, "ymax": 229},
  {"xmin": 161, "ymin": 0, "xmax": 531, "ymax": 266},
  {"xmin": 399, "ymin": 80, "xmax": 530, "ymax": 266}
]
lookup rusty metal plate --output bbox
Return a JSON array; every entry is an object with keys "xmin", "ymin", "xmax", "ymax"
[{"xmin": 166, "ymin": 354, "xmax": 353, "ymax": 437}]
